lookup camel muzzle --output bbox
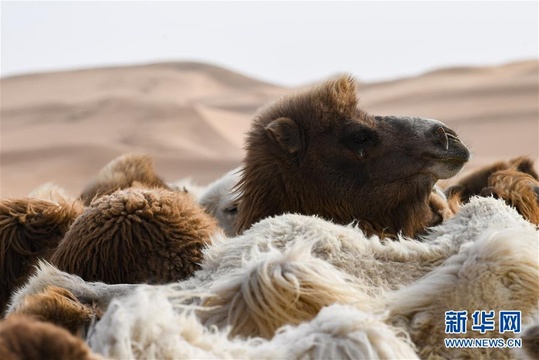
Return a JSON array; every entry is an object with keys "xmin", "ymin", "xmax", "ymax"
[{"xmin": 431, "ymin": 125, "xmax": 469, "ymax": 164}]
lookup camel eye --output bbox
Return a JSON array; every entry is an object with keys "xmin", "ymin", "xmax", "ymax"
[
  {"xmin": 353, "ymin": 135, "xmax": 368, "ymax": 145},
  {"xmin": 225, "ymin": 205, "xmax": 238, "ymax": 215},
  {"xmin": 344, "ymin": 131, "xmax": 371, "ymax": 149},
  {"xmin": 342, "ymin": 123, "xmax": 378, "ymax": 153}
]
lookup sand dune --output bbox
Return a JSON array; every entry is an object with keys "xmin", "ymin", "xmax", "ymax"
[{"xmin": 1, "ymin": 60, "xmax": 537, "ymax": 198}]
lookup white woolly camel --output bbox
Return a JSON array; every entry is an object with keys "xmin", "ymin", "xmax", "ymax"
[
  {"xmin": 198, "ymin": 167, "xmax": 241, "ymax": 237},
  {"xmin": 169, "ymin": 167, "xmax": 241, "ymax": 236},
  {"xmin": 176, "ymin": 196, "xmax": 534, "ymax": 294}
]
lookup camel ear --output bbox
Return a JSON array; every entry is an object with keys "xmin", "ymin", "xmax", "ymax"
[{"xmin": 265, "ymin": 117, "xmax": 301, "ymax": 154}]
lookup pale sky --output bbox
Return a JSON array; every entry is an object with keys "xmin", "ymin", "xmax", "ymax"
[{"xmin": 1, "ymin": 1, "xmax": 538, "ymax": 86}]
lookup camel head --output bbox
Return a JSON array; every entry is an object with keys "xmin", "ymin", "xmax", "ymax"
[{"xmin": 237, "ymin": 75, "xmax": 470, "ymax": 237}]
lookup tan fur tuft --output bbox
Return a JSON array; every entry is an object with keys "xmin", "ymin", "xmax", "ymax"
[
  {"xmin": 199, "ymin": 243, "xmax": 378, "ymax": 339},
  {"xmin": 9, "ymin": 286, "xmax": 98, "ymax": 336},
  {"xmin": 80, "ymin": 153, "xmax": 168, "ymax": 205}
]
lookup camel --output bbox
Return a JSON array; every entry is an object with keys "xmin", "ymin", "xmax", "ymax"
[
  {"xmin": 0, "ymin": 187, "xmax": 83, "ymax": 313},
  {"xmin": 236, "ymin": 75, "xmax": 470, "ymax": 237},
  {"xmin": 51, "ymin": 187, "xmax": 218, "ymax": 284},
  {"xmin": 446, "ymin": 156, "xmax": 539, "ymax": 224}
]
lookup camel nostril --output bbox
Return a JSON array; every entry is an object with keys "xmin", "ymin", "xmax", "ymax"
[{"xmin": 435, "ymin": 127, "xmax": 449, "ymax": 150}]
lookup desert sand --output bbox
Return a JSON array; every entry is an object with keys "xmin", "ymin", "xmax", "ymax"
[{"xmin": 1, "ymin": 60, "xmax": 537, "ymax": 198}]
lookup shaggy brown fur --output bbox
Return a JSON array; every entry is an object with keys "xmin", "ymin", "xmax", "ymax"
[
  {"xmin": 9, "ymin": 286, "xmax": 99, "ymax": 336},
  {"xmin": 428, "ymin": 187, "xmax": 458, "ymax": 227},
  {"xmin": 481, "ymin": 159, "xmax": 539, "ymax": 225},
  {"xmin": 0, "ymin": 197, "xmax": 83, "ymax": 314},
  {"xmin": 0, "ymin": 315, "xmax": 100, "ymax": 360},
  {"xmin": 445, "ymin": 161, "xmax": 509, "ymax": 203},
  {"xmin": 80, "ymin": 153, "xmax": 169, "ymax": 206},
  {"xmin": 445, "ymin": 157, "xmax": 539, "ymax": 224},
  {"xmin": 444, "ymin": 187, "xmax": 464, "ymax": 215},
  {"xmin": 236, "ymin": 75, "xmax": 469, "ymax": 237},
  {"xmin": 445, "ymin": 156, "xmax": 538, "ymax": 203},
  {"xmin": 51, "ymin": 187, "xmax": 218, "ymax": 284}
]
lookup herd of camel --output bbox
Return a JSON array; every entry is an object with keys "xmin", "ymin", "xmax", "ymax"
[{"xmin": 1, "ymin": 75, "xmax": 538, "ymax": 359}]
